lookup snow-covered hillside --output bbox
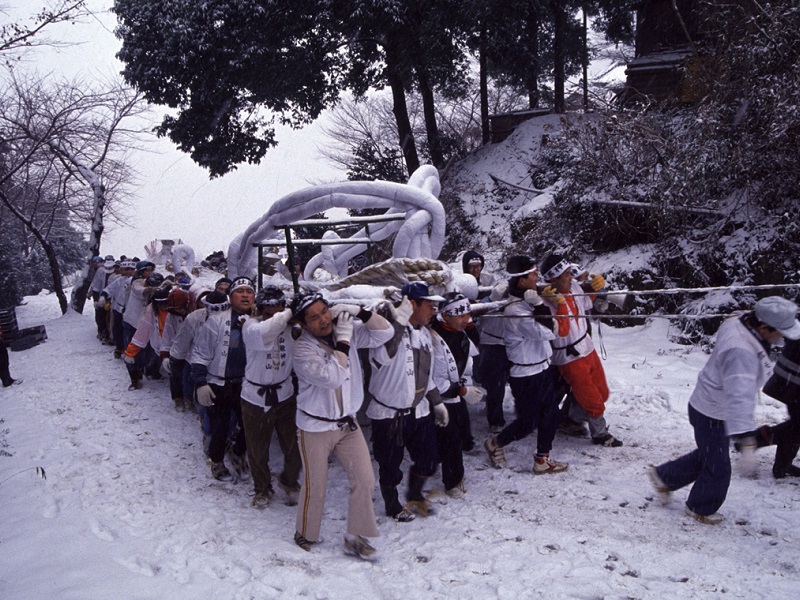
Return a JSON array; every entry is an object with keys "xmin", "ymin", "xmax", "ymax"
[{"xmin": 2, "ymin": 292, "xmax": 799, "ymax": 599}]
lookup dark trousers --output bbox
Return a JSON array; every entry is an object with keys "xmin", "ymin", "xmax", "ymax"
[
  {"xmin": 0, "ymin": 342, "xmax": 12, "ymax": 386},
  {"xmin": 372, "ymin": 412, "xmax": 438, "ymax": 516},
  {"xmin": 480, "ymin": 344, "xmax": 508, "ymax": 428},
  {"xmin": 655, "ymin": 404, "xmax": 731, "ymax": 516},
  {"xmin": 496, "ymin": 367, "xmax": 558, "ymax": 455},
  {"xmin": 94, "ymin": 305, "xmax": 109, "ymax": 338},
  {"xmin": 207, "ymin": 381, "xmax": 246, "ymax": 464},
  {"xmin": 240, "ymin": 398, "xmax": 302, "ymax": 495},
  {"xmin": 112, "ymin": 310, "xmax": 125, "ymax": 353},
  {"xmin": 769, "ymin": 398, "xmax": 800, "ymax": 470},
  {"xmin": 122, "ymin": 321, "xmax": 136, "ymax": 348},
  {"xmin": 436, "ymin": 402, "xmax": 465, "ymax": 491}
]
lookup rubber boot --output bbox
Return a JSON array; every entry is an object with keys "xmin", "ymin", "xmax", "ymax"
[{"xmin": 405, "ymin": 471, "xmax": 432, "ymax": 516}]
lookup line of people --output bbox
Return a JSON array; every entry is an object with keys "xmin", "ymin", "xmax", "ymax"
[{"xmin": 88, "ymin": 247, "xmax": 800, "ymax": 558}]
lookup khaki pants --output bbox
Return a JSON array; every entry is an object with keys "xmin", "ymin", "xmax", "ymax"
[
  {"xmin": 240, "ymin": 398, "xmax": 302, "ymax": 495},
  {"xmin": 295, "ymin": 425, "xmax": 379, "ymax": 542}
]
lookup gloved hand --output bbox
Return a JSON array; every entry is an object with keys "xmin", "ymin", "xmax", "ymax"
[
  {"xmin": 161, "ymin": 358, "xmax": 171, "ymax": 376},
  {"xmin": 523, "ymin": 289, "xmax": 543, "ymax": 306},
  {"xmin": 329, "ymin": 304, "xmax": 361, "ymax": 319},
  {"xmin": 334, "ymin": 312, "xmax": 354, "ymax": 345},
  {"xmin": 736, "ymin": 435, "xmax": 758, "ymax": 478},
  {"xmin": 461, "ymin": 386, "xmax": 487, "ymax": 405},
  {"xmin": 541, "ymin": 285, "xmax": 565, "ymax": 305},
  {"xmin": 94, "ymin": 298, "xmax": 106, "ymax": 309},
  {"xmin": 489, "ymin": 281, "xmax": 508, "ymax": 302},
  {"xmin": 196, "ymin": 384, "xmax": 216, "ymax": 407},
  {"xmin": 123, "ymin": 353, "xmax": 136, "ymax": 365},
  {"xmin": 589, "ymin": 274, "xmax": 606, "ymax": 292},
  {"xmin": 389, "ymin": 296, "xmax": 413, "ymax": 326},
  {"xmin": 432, "ymin": 403, "xmax": 449, "ymax": 428}
]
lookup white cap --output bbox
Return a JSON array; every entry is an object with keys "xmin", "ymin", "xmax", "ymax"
[{"xmin": 755, "ymin": 296, "xmax": 800, "ymax": 340}]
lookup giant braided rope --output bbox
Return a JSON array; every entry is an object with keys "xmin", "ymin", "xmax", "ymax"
[{"xmin": 227, "ymin": 165, "xmax": 446, "ymax": 280}]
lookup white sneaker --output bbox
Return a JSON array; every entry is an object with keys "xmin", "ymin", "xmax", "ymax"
[
  {"xmin": 533, "ymin": 455, "xmax": 569, "ymax": 474},
  {"xmin": 647, "ymin": 465, "xmax": 671, "ymax": 505},
  {"xmin": 684, "ymin": 506, "xmax": 724, "ymax": 525}
]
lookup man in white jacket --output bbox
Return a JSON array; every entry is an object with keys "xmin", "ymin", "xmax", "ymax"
[
  {"xmin": 368, "ymin": 282, "xmax": 449, "ymax": 522},
  {"xmin": 483, "ymin": 256, "xmax": 569, "ymax": 475},
  {"xmin": 241, "ymin": 286, "xmax": 301, "ymax": 508},
  {"xmin": 191, "ymin": 277, "xmax": 255, "ymax": 481},
  {"xmin": 290, "ymin": 292, "xmax": 393, "ymax": 560},
  {"xmin": 650, "ymin": 296, "xmax": 800, "ymax": 524}
]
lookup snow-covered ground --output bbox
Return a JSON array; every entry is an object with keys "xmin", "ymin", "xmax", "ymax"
[{"xmin": 2, "ymin": 292, "xmax": 799, "ymax": 599}]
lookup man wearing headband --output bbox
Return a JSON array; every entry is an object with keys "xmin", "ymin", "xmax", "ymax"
[
  {"xmin": 650, "ymin": 296, "xmax": 800, "ymax": 524},
  {"xmin": 103, "ymin": 259, "xmax": 137, "ymax": 358},
  {"xmin": 483, "ymin": 256, "xmax": 569, "ymax": 474},
  {"xmin": 89, "ymin": 255, "xmax": 116, "ymax": 345},
  {"xmin": 290, "ymin": 292, "xmax": 393, "ymax": 559},
  {"xmin": 240, "ymin": 286, "xmax": 302, "ymax": 508},
  {"xmin": 431, "ymin": 292, "xmax": 483, "ymax": 497},
  {"xmin": 539, "ymin": 253, "xmax": 623, "ymax": 448},
  {"xmin": 191, "ymin": 277, "xmax": 255, "ymax": 481},
  {"xmin": 367, "ymin": 281, "xmax": 450, "ymax": 523}
]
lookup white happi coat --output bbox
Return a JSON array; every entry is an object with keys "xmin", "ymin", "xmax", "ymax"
[
  {"xmin": 503, "ymin": 298, "xmax": 556, "ymax": 378},
  {"xmin": 241, "ymin": 310, "xmax": 294, "ymax": 409},
  {"xmin": 170, "ymin": 308, "xmax": 208, "ymax": 364},
  {"xmin": 545, "ymin": 280, "xmax": 595, "ymax": 366}
]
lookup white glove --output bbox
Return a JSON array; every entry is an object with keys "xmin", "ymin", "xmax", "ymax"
[
  {"xmin": 122, "ymin": 353, "xmax": 136, "ymax": 365},
  {"xmin": 489, "ymin": 281, "xmax": 508, "ymax": 302},
  {"xmin": 196, "ymin": 384, "xmax": 216, "ymax": 407},
  {"xmin": 161, "ymin": 358, "xmax": 171, "ymax": 376},
  {"xmin": 433, "ymin": 403, "xmax": 449, "ymax": 428},
  {"xmin": 737, "ymin": 436, "xmax": 758, "ymax": 479},
  {"xmin": 94, "ymin": 298, "xmax": 106, "ymax": 309},
  {"xmin": 523, "ymin": 289, "xmax": 543, "ymax": 306},
  {"xmin": 389, "ymin": 296, "xmax": 413, "ymax": 326},
  {"xmin": 462, "ymin": 386, "xmax": 487, "ymax": 405},
  {"xmin": 333, "ymin": 312, "xmax": 354, "ymax": 345},
  {"xmin": 329, "ymin": 304, "xmax": 361, "ymax": 319}
]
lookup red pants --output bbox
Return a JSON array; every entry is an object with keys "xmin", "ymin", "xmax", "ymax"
[{"xmin": 558, "ymin": 350, "xmax": 609, "ymax": 419}]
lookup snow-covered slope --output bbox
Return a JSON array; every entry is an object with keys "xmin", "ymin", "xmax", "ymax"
[{"xmin": 2, "ymin": 293, "xmax": 799, "ymax": 598}]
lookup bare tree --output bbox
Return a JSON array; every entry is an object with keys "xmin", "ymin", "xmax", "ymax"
[
  {"xmin": 0, "ymin": 1, "xmax": 87, "ymax": 60},
  {"xmin": 0, "ymin": 73, "xmax": 146, "ymax": 314}
]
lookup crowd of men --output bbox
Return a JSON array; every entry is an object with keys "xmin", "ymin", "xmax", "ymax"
[{"xmin": 84, "ymin": 249, "xmax": 800, "ymax": 557}]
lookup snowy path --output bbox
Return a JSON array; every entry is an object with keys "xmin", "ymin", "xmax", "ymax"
[{"xmin": 1, "ymin": 296, "xmax": 799, "ymax": 599}]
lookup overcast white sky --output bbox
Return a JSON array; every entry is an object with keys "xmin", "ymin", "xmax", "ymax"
[{"xmin": 6, "ymin": 0, "xmax": 345, "ymax": 260}]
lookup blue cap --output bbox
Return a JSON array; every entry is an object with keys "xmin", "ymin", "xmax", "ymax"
[{"xmin": 401, "ymin": 281, "xmax": 445, "ymax": 302}]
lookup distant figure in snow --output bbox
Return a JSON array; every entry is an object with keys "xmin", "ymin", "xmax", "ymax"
[
  {"xmin": 649, "ymin": 296, "xmax": 800, "ymax": 524},
  {"xmin": 1, "ymin": 327, "xmax": 21, "ymax": 387}
]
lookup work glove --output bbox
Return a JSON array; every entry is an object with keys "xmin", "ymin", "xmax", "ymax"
[
  {"xmin": 432, "ymin": 403, "xmax": 449, "ymax": 428},
  {"xmin": 122, "ymin": 353, "xmax": 136, "ymax": 365},
  {"xmin": 541, "ymin": 285, "xmax": 565, "ymax": 305},
  {"xmin": 589, "ymin": 274, "xmax": 606, "ymax": 292},
  {"xmin": 334, "ymin": 312, "xmax": 354, "ymax": 345},
  {"xmin": 461, "ymin": 386, "xmax": 487, "ymax": 405},
  {"xmin": 735, "ymin": 435, "xmax": 758, "ymax": 479},
  {"xmin": 161, "ymin": 358, "xmax": 171, "ymax": 376},
  {"xmin": 329, "ymin": 304, "xmax": 361, "ymax": 319},
  {"xmin": 94, "ymin": 298, "xmax": 106, "ymax": 309},
  {"xmin": 196, "ymin": 384, "xmax": 216, "ymax": 407},
  {"xmin": 523, "ymin": 289, "xmax": 543, "ymax": 306},
  {"xmin": 489, "ymin": 281, "xmax": 508, "ymax": 302},
  {"xmin": 388, "ymin": 296, "xmax": 413, "ymax": 326}
]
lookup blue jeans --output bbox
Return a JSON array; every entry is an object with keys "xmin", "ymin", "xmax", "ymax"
[
  {"xmin": 479, "ymin": 344, "xmax": 508, "ymax": 428},
  {"xmin": 655, "ymin": 404, "xmax": 731, "ymax": 516},
  {"xmin": 496, "ymin": 366, "xmax": 558, "ymax": 455}
]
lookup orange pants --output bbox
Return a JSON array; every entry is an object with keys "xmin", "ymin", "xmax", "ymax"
[{"xmin": 557, "ymin": 350, "xmax": 609, "ymax": 419}]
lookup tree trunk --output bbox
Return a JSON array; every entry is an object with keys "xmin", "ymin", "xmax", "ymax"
[
  {"xmin": 479, "ymin": 24, "xmax": 490, "ymax": 145},
  {"xmin": 385, "ymin": 41, "xmax": 420, "ymax": 175},
  {"xmin": 0, "ymin": 190, "xmax": 68, "ymax": 314},
  {"xmin": 414, "ymin": 63, "xmax": 444, "ymax": 168},
  {"xmin": 525, "ymin": 3, "xmax": 540, "ymax": 108},
  {"xmin": 70, "ymin": 179, "xmax": 105, "ymax": 314},
  {"xmin": 550, "ymin": 0, "xmax": 567, "ymax": 113},
  {"xmin": 582, "ymin": 6, "xmax": 590, "ymax": 112}
]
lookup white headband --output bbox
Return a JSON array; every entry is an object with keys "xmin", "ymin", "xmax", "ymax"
[
  {"xmin": 441, "ymin": 297, "xmax": 471, "ymax": 316},
  {"xmin": 542, "ymin": 258, "xmax": 571, "ymax": 281}
]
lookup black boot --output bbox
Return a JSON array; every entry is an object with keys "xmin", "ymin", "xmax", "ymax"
[
  {"xmin": 773, "ymin": 444, "xmax": 800, "ymax": 479},
  {"xmin": 380, "ymin": 484, "xmax": 403, "ymax": 518},
  {"xmin": 125, "ymin": 362, "xmax": 142, "ymax": 390}
]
